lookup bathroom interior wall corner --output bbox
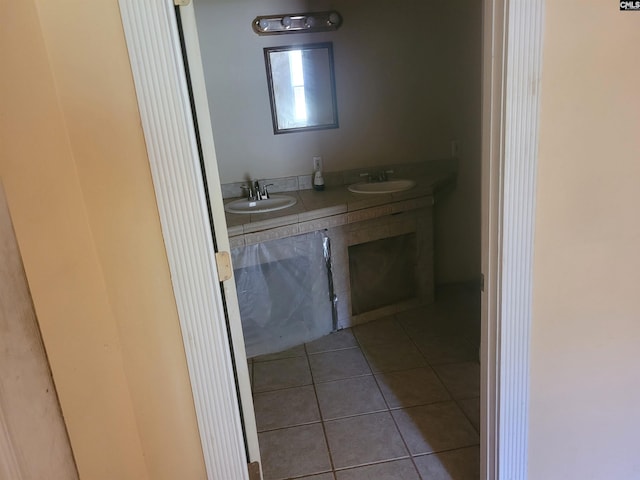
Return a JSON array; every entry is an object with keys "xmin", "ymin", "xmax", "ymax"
[
  {"xmin": 196, "ymin": 0, "xmax": 483, "ymax": 283},
  {"xmin": 431, "ymin": 1, "xmax": 483, "ymax": 284},
  {"xmin": 1, "ymin": 1, "xmax": 207, "ymax": 479}
]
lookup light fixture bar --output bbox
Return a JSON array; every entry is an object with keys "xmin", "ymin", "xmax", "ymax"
[{"xmin": 252, "ymin": 11, "xmax": 342, "ymax": 35}]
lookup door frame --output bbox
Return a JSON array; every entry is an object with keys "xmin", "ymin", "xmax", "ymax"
[
  {"xmin": 118, "ymin": 1, "xmax": 254, "ymax": 479},
  {"xmin": 481, "ymin": 1, "xmax": 545, "ymax": 478},
  {"xmin": 480, "ymin": 0, "xmax": 545, "ymax": 479},
  {"xmin": 118, "ymin": 0, "xmax": 545, "ymax": 478},
  {"xmin": 176, "ymin": 4, "xmax": 260, "ymax": 466}
]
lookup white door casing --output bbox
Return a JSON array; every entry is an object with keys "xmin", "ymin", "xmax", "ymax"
[
  {"xmin": 119, "ymin": 1, "xmax": 251, "ymax": 478},
  {"xmin": 481, "ymin": 2, "xmax": 506, "ymax": 477},
  {"xmin": 482, "ymin": 1, "xmax": 545, "ymax": 479}
]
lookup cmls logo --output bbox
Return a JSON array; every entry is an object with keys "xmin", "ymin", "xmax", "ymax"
[{"xmin": 620, "ymin": 0, "xmax": 640, "ymax": 10}]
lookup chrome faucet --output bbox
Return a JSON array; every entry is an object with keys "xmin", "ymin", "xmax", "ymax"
[
  {"xmin": 261, "ymin": 183, "xmax": 273, "ymax": 199},
  {"xmin": 241, "ymin": 180, "xmax": 274, "ymax": 201},
  {"xmin": 361, "ymin": 170, "xmax": 394, "ymax": 182},
  {"xmin": 378, "ymin": 169, "xmax": 394, "ymax": 182},
  {"xmin": 359, "ymin": 172, "xmax": 372, "ymax": 182},
  {"xmin": 241, "ymin": 183, "xmax": 257, "ymax": 201},
  {"xmin": 254, "ymin": 181, "xmax": 263, "ymax": 200}
]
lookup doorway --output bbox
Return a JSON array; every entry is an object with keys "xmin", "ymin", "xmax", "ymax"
[
  {"xmin": 187, "ymin": 1, "xmax": 482, "ymax": 478},
  {"xmin": 118, "ymin": 0, "xmax": 544, "ymax": 478}
]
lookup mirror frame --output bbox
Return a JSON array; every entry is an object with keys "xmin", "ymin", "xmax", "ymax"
[{"xmin": 264, "ymin": 42, "xmax": 339, "ymax": 135}]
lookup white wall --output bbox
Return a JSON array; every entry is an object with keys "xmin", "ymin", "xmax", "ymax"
[
  {"xmin": 195, "ymin": 0, "xmax": 482, "ymax": 282},
  {"xmin": 529, "ymin": 3, "xmax": 640, "ymax": 479}
]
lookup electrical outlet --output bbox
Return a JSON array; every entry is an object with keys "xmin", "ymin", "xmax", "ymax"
[{"xmin": 313, "ymin": 156, "xmax": 323, "ymax": 172}]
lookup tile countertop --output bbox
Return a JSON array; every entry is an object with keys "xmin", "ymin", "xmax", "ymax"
[{"xmin": 224, "ymin": 172, "xmax": 456, "ymax": 240}]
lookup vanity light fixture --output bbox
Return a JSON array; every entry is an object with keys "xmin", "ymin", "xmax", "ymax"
[{"xmin": 252, "ymin": 11, "xmax": 343, "ymax": 36}]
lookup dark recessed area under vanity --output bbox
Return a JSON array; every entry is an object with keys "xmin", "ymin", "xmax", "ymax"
[{"xmin": 225, "ymin": 160, "xmax": 457, "ymax": 358}]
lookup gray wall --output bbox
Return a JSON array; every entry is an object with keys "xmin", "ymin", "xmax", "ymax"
[{"xmin": 194, "ymin": 0, "xmax": 481, "ymax": 283}]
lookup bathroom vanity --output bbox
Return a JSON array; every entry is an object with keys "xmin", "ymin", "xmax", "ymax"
[{"xmin": 224, "ymin": 161, "xmax": 456, "ymax": 346}]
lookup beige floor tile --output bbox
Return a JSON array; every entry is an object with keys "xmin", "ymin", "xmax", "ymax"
[
  {"xmin": 324, "ymin": 412, "xmax": 408, "ymax": 469},
  {"xmin": 396, "ymin": 305, "xmax": 453, "ymax": 335},
  {"xmin": 259, "ymin": 423, "xmax": 332, "ymax": 480},
  {"xmin": 253, "ymin": 356, "xmax": 312, "ymax": 393},
  {"xmin": 443, "ymin": 296, "xmax": 480, "ymax": 324},
  {"xmin": 316, "ymin": 375, "xmax": 387, "ymax": 420},
  {"xmin": 414, "ymin": 336, "xmax": 477, "ymax": 365},
  {"xmin": 251, "ymin": 286, "xmax": 481, "ymax": 478},
  {"xmin": 405, "ymin": 301, "xmax": 449, "ymax": 318},
  {"xmin": 433, "ymin": 362, "xmax": 480, "ymax": 399},
  {"xmin": 352, "ymin": 317, "xmax": 409, "ymax": 346},
  {"xmin": 254, "ymin": 385, "xmax": 320, "ymax": 431},
  {"xmin": 309, "ymin": 347, "xmax": 371, "ymax": 383},
  {"xmin": 392, "ymin": 402, "xmax": 478, "ymax": 455},
  {"xmin": 306, "ymin": 329, "xmax": 359, "ymax": 354},
  {"xmin": 413, "ymin": 446, "xmax": 480, "ymax": 480},
  {"xmin": 362, "ymin": 341, "xmax": 427, "ymax": 373},
  {"xmin": 335, "ymin": 459, "xmax": 421, "ymax": 480},
  {"xmin": 402, "ymin": 319, "xmax": 460, "ymax": 341},
  {"xmin": 458, "ymin": 397, "xmax": 480, "ymax": 433},
  {"xmin": 253, "ymin": 344, "xmax": 307, "ymax": 362},
  {"xmin": 375, "ymin": 367, "xmax": 450, "ymax": 409}
]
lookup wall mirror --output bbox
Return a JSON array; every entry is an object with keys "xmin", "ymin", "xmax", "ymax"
[{"xmin": 264, "ymin": 42, "xmax": 339, "ymax": 134}]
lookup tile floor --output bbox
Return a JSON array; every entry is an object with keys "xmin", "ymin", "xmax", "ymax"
[{"xmin": 249, "ymin": 286, "xmax": 480, "ymax": 480}]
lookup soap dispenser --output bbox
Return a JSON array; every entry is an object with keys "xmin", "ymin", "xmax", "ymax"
[{"xmin": 313, "ymin": 169, "xmax": 325, "ymax": 191}]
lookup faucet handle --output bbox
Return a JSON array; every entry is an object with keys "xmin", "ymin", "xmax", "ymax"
[
  {"xmin": 240, "ymin": 184, "xmax": 255, "ymax": 200},
  {"xmin": 262, "ymin": 183, "xmax": 274, "ymax": 199}
]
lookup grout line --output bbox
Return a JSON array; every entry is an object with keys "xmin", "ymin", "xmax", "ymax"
[
  {"xmin": 252, "ymin": 354, "xmax": 307, "ymax": 364},
  {"xmin": 456, "ymin": 396, "xmax": 481, "ymax": 435},
  {"xmin": 313, "ymin": 372, "xmax": 373, "ymax": 385},
  {"xmin": 251, "ymin": 380, "xmax": 314, "ymax": 395},
  {"xmin": 306, "ymin": 345, "xmax": 360, "ymax": 356},
  {"xmin": 304, "ymin": 342, "xmax": 337, "ymax": 474},
  {"xmin": 313, "ymin": 372, "xmax": 375, "ymax": 385},
  {"xmin": 429, "ymin": 364, "xmax": 480, "ymax": 437},
  {"xmin": 257, "ymin": 419, "xmax": 323, "ymax": 434},
  {"xmin": 322, "ymin": 407, "xmax": 393, "ymax": 424},
  {"xmin": 383, "ymin": 398, "xmax": 460, "ymax": 412},
  {"xmin": 456, "ymin": 394, "xmax": 482, "ymax": 402},
  {"xmin": 393, "ymin": 310, "xmax": 481, "ymax": 471},
  {"xmin": 428, "ymin": 359, "xmax": 480, "ymax": 367},
  {"xmin": 351, "ymin": 319, "xmax": 423, "ymax": 475},
  {"xmin": 331, "ymin": 454, "xmax": 413, "ymax": 473},
  {"xmin": 252, "ymin": 383, "xmax": 315, "ymax": 395},
  {"xmin": 411, "ymin": 443, "xmax": 482, "ymax": 459},
  {"xmin": 285, "ymin": 470, "xmax": 334, "ymax": 480},
  {"xmin": 253, "ymin": 292, "xmax": 480, "ymax": 479}
]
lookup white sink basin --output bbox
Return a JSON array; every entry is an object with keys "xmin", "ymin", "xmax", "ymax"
[
  {"xmin": 348, "ymin": 179, "xmax": 416, "ymax": 194},
  {"xmin": 224, "ymin": 194, "xmax": 297, "ymax": 214}
]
